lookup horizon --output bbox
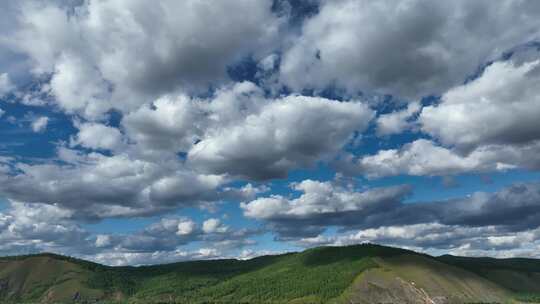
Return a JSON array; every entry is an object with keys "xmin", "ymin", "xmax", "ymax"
[
  {"xmin": 1, "ymin": 0, "xmax": 540, "ymax": 266},
  {"xmin": 2, "ymin": 243, "xmax": 534, "ymax": 268}
]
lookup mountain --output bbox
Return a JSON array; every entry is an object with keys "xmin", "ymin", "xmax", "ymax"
[{"xmin": 0, "ymin": 244, "xmax": 539, "ymax": 304}]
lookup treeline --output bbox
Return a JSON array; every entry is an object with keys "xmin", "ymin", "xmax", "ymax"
[{"xmin": 120, "ymin": 246, "xmax": 382, "ymax": 303}]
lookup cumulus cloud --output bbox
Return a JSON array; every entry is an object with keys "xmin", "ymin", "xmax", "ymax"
[
  {"xmin": 120, "ymin": 81, "xmax": 373, "ymax": 179},
  {"xmin": 119, "ymin": 218, "xmax": 202, "ymax": 252},
  {"xmin": 2, "ymin": 0, "xmax": 540, "ymax": 262},
  {"xmin": 8, "ymin": 0, "xmax": 282, "ymax": 119},
  {"xmin": 376, "ymin": 102, "xmax": 420, "ymax": 136},
  {"xmin": 122, "ymin": 94, "xmax": 204, "ymax": 154},
  {"xmin": 0, "ymin": 73, "xmax": 15, "ymax": 96},
  {"xmin": 242, "ymin": 179, "xmax": 411, "ymax": 238},
  {"xmin": 339, "ymin": 51, "xmax": 540, "ymax": 178},
  {"xmin": 31, "ymin": 116, "xmax": 49, "ymax": 132},
  {"xmin": 244, "ymin": 180, "xmax": 540, "ymax": 241},
  {"xmin": 99, "ymin": 216, "xmax": 258, "ymax": 257},
  {"xmin": 49, "ymin": 53, "xmax": 112, "ymax": 119},
  {"xmin": 0, "ymin": 200, "xmax": 90, "ymax": 255},
  {"xmin": 202, "ymin": 218, "xmax": 228, "ymax": 234},
  {"xmin": 0, "ymin": 199, "xmax": 261, "ymax": 265},
  {"xmin": 176, "ymin": 219, "xmax": 196, "ymax": 236},
  {"xmin": 0, "ymin": 148, "xmax": 228, "ymax": 219},
  {"xmin": 280, "ymin": 0, "xmax": 540, "ymax": 98},
  {"xmin": 0, "ymin": 78, "xmax": 372, "ymax": 220},
  {"xmin": 122, "ymin": 81, "xmax": 265, "ymax": 158},
  {"xmin": 242, "ymin": 180, "xmax": 410, "ymax": 220},
  {"xmin": 420, "ymin": 58, "xmax": 540, "ymax": 150},
  {"xmin": 95, "ymin": 234, "xmax": 113, "ymax": 248},
  {"xmin": 71, "ymin": 122, "xmax": 124, "ymax": 151},
  {"xmin": 188, "ymin": 89, "xmax": 373, "ymax": 180},
  {"xmin": 148, "ymin": 172, "xmax": 225, "ymax": 206},
  {"xmin": 341, "ymin": 139, "xmax": 539, "ymax": 178},
  {"xmin": 87, "ymin": 248, "xmax": 222, "ymax": 266}
]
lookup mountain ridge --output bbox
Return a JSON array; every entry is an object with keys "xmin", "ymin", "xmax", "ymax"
[{"xmin": 1, "ymin": 243, "xmax": 539, "ymax": 303}]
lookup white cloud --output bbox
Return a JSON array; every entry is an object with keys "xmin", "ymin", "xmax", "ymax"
[
  {"xmin": 0, "ymin": 200, "xmax": 90, "ymax": 254},
  {"xmin": 2, "ymin": 0, "xmax": 540, "ymax": 263},
  {"xmin": 241, "ymin": 180, "xmax": 409, "ymax": 220},
  {"xmin": 95, "ymin": 234, "xmax": 113, "ymax": 248},
  {"xmin": 31, "ymin": 116, "xmax": 49, "ymax": 133},
  {"xmin": 238, "ymin": 248, "xmax": 283, "ymax": 260},
  {"xmin": 242, "ymin": 180, "xmax": 540, "ymax": 243},
  {"xmin": 202, "ymin": 218, "xmax": 228, "ymax": 234},
  {"xmin": 177, "ymin": 219, "xmax": 196, "ymax": 236},
  {"xmin": 72, "ymin": 122, "xmax": 124, "ymax": 151},
  {"xmin": 85, "ymin": 249, "xmax": 217, "ymax": 266},
  {"xmin": 376, "ymin": 102, "xmax": 420, "ymax": 136},
  {"xmin": 120, "ymin": 81, "xmax": 372, "ymax": 179},
  {"xmin": 9, "ymin": 0, "xmax": 282, "ymax": 119},
  {"xmin": 258, "ymin": 53, "xmax": 279, "ymax": 72},
  {"xmin": 0, "ymin": 149, "xmax": 228, "ymax": 219},
  {"xmin": 296, "ymin": 223, "xmax": 540, "ymax": 259},
  {"xmin": 280, "ymin": 0, "xmax": 540, "ymax": 98},
  {"xmin": 421, "ymin": 59, "xmax": 540, "ymax": 150},
  {"xmin": 0, "ymin": 77, "xmax": 376, "ymax": 217},
  {"xmin": 82, "ymin": 215, "xmax": 260, "ymax": 265},
  {"xmin": 0, "ymin": 73, "xmax": 15, "ymax": 96},
  {"xmin": 188, "ymin": 91, "xmax": 373, "ymax": 180},
  {"xmin": 197, "ymin": 248, "xmax": 219, "ymax": 258},
  {"xmin": 148, "ymin": 173, "xmax": 225, "ymax": 204},
  {"xmin": 348, "ymin": 139, "xmax": 529, "ymax": 178},
  {"xmin": 71, "ymin": 123, "xmax": 124, "ymax": 150},
  {"xmin": 122, "ymin": 94, "xmax": 204, "ymax": 154},
  {"xmin": 49, "ymin": 53, "xmax": 112, "ymax": 119},
  {"xmin": 340, "ymin": 53, "xmax": 540, "ymax": 178}
]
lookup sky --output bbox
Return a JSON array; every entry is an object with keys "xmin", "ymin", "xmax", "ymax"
[{"xmin": 0, "ymin": 0, "xmax": 540, "ymax": 266}]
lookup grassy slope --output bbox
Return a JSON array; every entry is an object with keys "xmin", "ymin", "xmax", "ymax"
[
  {"xmin": 0, "ymin": 245, "xmax": 539, "ymax": 303},
  {"xmin": 0, "ymin": 254, "xmax": 104, "ymax": 303},
  {"xmin": 352, "ymin": 254, "xmax": 510, "ymax": 303},
  {"xmin": 438, "ymin": 255, "xmax": 540, "ymax": 302}
]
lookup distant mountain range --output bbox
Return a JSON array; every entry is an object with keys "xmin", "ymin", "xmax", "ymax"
[{"xmin": 1, "ymin": 244, "xmax": 539, "ymax": 303}]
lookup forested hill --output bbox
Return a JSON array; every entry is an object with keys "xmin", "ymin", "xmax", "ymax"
[{"xmin": 1, "ymin": 244, "xmax": 540, "ymax": 303}]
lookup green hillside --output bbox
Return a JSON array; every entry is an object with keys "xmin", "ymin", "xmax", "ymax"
[
  {"xmin": 0, "ymin": 244, "xmax": 539, "ymax": 303},
  {"xmin": 438, "ymin": 255, "xmax": 540, "ymax": 303}
]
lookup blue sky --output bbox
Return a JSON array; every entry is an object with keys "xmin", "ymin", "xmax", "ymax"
[{"xmin": 1, "ymin": 0, "xmax": 540, "ymax": 265}]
